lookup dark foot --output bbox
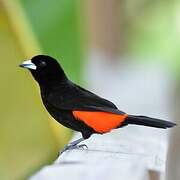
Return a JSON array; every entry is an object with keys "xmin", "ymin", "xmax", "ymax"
[
  {"xmin": 59, "ymin": 143, "xmax": 88, "ymax": 155},
  {"xmin": 78, "ymin": 144, "xmax": 88, "ymax": 149}
]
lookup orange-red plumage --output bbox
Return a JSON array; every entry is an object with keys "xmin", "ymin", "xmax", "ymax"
[
  {"xmin": 72, "ymin": 111, "xmax": 128, "ymax": 133},
  {"xmin": 20, "ymin": 55, "xmax": 176, "ymax": 153}
]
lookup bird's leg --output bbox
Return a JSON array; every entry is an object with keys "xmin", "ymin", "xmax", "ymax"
[{"xmin": 59, "ymin": 137, "xmax": 88, "ymax": 155}]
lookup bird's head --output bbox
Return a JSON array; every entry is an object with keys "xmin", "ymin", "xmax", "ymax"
[{"xmin": 19, "ymin": 55, "xmax": 67, "ymax": 84}]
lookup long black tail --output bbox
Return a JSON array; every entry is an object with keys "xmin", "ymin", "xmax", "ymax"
[{"xmin": 125, "ymin": 115, "xmax": 176, "ymax": 129}]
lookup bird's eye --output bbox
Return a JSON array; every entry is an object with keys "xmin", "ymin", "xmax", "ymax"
[{"xmin": 40, "ymin": 61, "xmax": 47, "ymax": 68}]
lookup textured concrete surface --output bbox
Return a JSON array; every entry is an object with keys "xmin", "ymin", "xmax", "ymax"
[{"xmin": 30, "ymin": 129, "xmax": 167, "ymax": 180}]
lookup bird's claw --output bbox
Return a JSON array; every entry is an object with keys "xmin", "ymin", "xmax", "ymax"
[
  {"xmin": 78, "ymin": 144, "xmax": 88, "ymax": 149},
  {"xmin": 59, "ymin": 143, "xmax": 88, "ymax": 155}
]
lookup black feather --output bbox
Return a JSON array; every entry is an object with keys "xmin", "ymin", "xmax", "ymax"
[
  {"xmin": 125, "ymin": 115, "xmax": 176, "ymax": 129},
  {"xmin": 20, "ymin": 55, "xmax": 176, "ymax": 139}
]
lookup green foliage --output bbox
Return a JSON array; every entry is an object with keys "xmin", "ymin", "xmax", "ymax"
[
  {"xmin": 124, "ymin": 0, "xmax": 180, "ymax": 74},
  {"xmin": 0, "ymin": 0, "xmax": 83, "ymax": 179},
  {"xmin": 0, "ymin": 16, "xmax": 58, "ymax": 179},
  {"xmin": 22, "ymin": 0, "xmax": 83, "ymax": 83}
]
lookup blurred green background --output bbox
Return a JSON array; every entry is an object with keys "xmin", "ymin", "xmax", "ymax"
[
  {"xmin": 22, "ymin": 0, "xmax": 83, "ymax": 83},
  {"xmin": 0, "ymin": 0, "xmax": 180, "ymax": 179},
  {"xmin": 0, "ymin": 0, "xmax": 82, "ymax": 179}
]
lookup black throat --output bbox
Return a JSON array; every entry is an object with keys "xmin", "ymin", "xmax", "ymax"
[{"xmin": 30, "ymin": 68, "xmax": 68, "ymax": 91}]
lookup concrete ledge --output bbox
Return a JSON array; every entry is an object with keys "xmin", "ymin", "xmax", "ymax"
[{"xmin": 30, "ymin": 127, "xmax": 167, "ymax": 180}]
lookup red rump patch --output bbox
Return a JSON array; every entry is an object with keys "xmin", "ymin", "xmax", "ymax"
[{"xmin": 72, "ymin": 111, "xmax": 128, "ymax": 133}]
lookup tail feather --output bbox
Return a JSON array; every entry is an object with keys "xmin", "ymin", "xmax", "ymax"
[{"xmin": 125, "ymin": 115, "xmax": 176, "ymax": 129}]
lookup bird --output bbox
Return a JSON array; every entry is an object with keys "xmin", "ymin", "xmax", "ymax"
[{"xmin": 19, "ymin": 55, "xmax": 176, "ymax": 154}]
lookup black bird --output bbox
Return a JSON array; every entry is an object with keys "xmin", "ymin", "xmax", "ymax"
[{"xmin": 19, "ymin": 55, "xmax": 176, "ymax": 153}]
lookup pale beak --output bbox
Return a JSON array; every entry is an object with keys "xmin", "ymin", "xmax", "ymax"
[{"xmin": 19, "ymin": 60, "xmax": 37, "ymax": 70}]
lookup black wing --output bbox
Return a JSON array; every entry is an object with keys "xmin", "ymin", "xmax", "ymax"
[{"xmin": 43, "ymin": 81, "xmax": 125, "ymax": 115}]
